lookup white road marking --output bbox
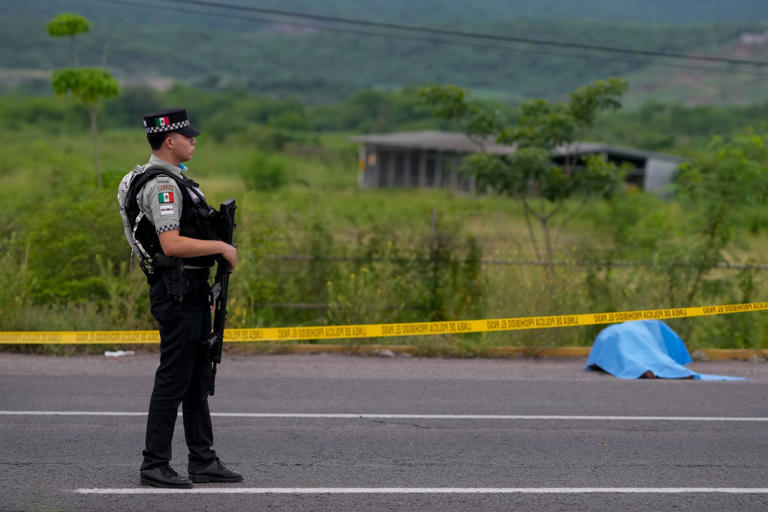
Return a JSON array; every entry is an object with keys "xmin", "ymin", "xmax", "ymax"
[
  {"xmin": 72, "ymin": 487, "xmax": 768, "ymax": 495},
  {"xmin": 0, "ymin": 411, "xmax": 146, "ymax": 416},
  {"xmin": 1, "ymin": 411, "xmax": 767, "ymax": 422}
]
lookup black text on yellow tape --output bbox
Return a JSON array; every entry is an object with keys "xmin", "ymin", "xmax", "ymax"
[{"xmin": 1, "ymin": 302, "xmax": 766, "ymax": 345}]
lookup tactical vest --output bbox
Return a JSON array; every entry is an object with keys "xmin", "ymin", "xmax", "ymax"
[{"xmin": 124, "ymin": 166, "xmax": 219, "ymax": 275}]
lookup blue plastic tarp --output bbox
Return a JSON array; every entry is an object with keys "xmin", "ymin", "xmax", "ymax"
[{"xmin": 585, "ymin": 320, "xmax": 744, "ymax": 381}]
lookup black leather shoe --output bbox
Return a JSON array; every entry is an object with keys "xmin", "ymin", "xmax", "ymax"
[
  {"xmin": 140, "ymin": 465, "xmax": 193, "ymax": 488},
  {"xmin": 189, "ymin": 458, "xmax": 243, "ymax": 483}
]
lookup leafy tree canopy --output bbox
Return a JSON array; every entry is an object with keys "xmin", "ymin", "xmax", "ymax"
[
  {"xmin": 45, "ymin": 13, "xmax": 92, "ymax": 38},
  {"xmin": 421, "ymin": 78, "xmax": 630, "ymax": 264},
  {"xmin": 51, "ymin": 68, "xmax": 119, "ymax": 106},
  {"xmin": 51, "ymin": 67, "xmax": 120, "ymax": 185}
]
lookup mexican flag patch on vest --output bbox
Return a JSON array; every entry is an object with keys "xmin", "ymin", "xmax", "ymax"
[{"xmin": 158, "ymin": 192, "xmax": 174, "ymax": 203}]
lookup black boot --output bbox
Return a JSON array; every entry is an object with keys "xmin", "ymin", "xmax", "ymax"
[
  {"xmin": 189, "ymin": 458, "xmax": 243, "ymax": 483},
  {"xmin": 140, "ymin": 465, "xmax": 193, "ymax": 488}
]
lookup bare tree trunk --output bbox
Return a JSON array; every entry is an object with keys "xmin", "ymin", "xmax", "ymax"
[
  {"xmin": 89, "ymin": 107, "xmax": 102, "ymax": 187},
  {"xmin": 101, "ymin": 40, "xmax": 108, "ymax": 68},
  {"xmin": 70, "ymin": 36, "xmax": 78, "ymax": 67},
  {"xmin": 541, "ymin": 215, "xmax": 554, "ymax": 266},
  {"xmin": 685, "ymin": 203, "xmax": 728, "ymax": 305},
  {"xmin": 519, "ymin": 199, "xmax": 542, "ymax": 262}
]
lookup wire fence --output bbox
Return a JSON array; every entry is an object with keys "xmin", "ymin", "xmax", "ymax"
[
  {"xmin": 273, "ymin": 253, "xmax": 768, "ymax": 270},
  {"xmin": 253, "ymin": 254, "xmax": 768, "ymax": 312}
]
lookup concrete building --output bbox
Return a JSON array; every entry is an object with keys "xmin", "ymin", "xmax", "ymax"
[{"xmin": 351, "ymin": 130, "xmax": 683, "ymax": 194}]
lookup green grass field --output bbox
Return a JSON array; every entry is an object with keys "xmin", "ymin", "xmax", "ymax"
[{"xmin": 2, "ymin": 122, "xmax": 768, "ymax": 354}]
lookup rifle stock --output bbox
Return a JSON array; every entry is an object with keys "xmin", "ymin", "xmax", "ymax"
[{"xmin": 207, "ymin": 198, "xmax": 236, "ymax": 396}]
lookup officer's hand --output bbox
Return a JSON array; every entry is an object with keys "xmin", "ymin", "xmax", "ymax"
[{"xmin": 221, "ymin": 243, "xmax": 238, "ymax": 271}]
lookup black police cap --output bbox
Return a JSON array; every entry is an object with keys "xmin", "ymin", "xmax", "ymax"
[{"xmin": 142, "ymin": 108, "xmax": 201, "ymax": 137}]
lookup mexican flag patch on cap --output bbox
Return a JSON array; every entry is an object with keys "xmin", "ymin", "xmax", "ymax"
[{"xmin": 158, "ymin": 192, "xmax": 174, "ymax": 203}]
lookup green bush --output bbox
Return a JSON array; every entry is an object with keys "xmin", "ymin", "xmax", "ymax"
[
  {"xmin": 238, "ymin": 151, "xmax": 288, "ymax": 191},
  {"xmin": 26, "ymin": 193, "xmax": 125, "ymax": 304}
]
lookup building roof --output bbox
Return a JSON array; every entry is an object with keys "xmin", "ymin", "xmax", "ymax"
[
  {"xmin": 351, "ymin": 131, "xmax": 683, "ymax": 162},
  {"xmin": 350, "ymin": 130, "xmax": 517, "ymax": 155},
  {"xmin": 554, "ymin": 142, "xmax": 685, "ymax": 163}
]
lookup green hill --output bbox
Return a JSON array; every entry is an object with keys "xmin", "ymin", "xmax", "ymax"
[
  {"xmin": 623, "ymin": 38, "xmax": 768, "ymax": 106},
  {"xmin": 2, "ymin": 1, "xmax": 767, "ymax": 105},
  {"xmin": 12, "ymin": 0, "xmax": 768, "ymax": 25}
]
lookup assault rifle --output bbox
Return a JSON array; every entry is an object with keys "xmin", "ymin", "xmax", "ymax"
[{"xmin": 206, "ymin": 198, "xmax": 236, "ymax": 396}]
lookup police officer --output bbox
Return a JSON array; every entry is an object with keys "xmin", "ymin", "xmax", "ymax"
[{"xmin": 133, "ymin": 108, "xmax": 241, "ymax": 488}]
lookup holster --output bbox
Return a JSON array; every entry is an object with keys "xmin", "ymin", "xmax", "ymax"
[{"xmin": 159, "ymin": 258, "xmax": 189, "ymax": 302}]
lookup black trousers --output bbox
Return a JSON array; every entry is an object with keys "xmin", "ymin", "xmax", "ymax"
[{"xmin": 141, "ymin": 274, "xmax": 217, "ymax": 472}]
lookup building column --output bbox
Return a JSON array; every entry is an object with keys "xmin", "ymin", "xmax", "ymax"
[
  {"xmin": 403, "ymin": 149, "xmax": 412, "ymax": 187},
  {"xmin": 358, "ymin": 145, "xmax": 367, "ymax": 187},
  {"xmin": 450, "ymin": 155, "xmax": 459, "ymax": 190},
  {"xmin": 435, "ymin": 152, "xmax": 443, "ymax": 187},
  {"xmin": 371, "ymin": 146, "xmax": 381, "ymax": 188},
  {"xmin": 419, "ymin": 150, "xmax": 427, "ymax": 187}
]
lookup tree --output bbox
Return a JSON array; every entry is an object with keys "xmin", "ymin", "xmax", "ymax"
[
  {"xmin": 671, "ymin": 132, "xmax": 768, "ymax": 307},
  {"xmin": 45, "ymin": 13, "xmax": 92, "ymax": 67},
  {"xmin": 420, "ymin": 78, "xmax": 629, "ymax": 266},
  {"xmin": 51, "ymin": 68, "xmax": 120, "ymax": 186},
  {"xmin": 47, "ymin": 13, "xmax": 119, "ymax": 187}
]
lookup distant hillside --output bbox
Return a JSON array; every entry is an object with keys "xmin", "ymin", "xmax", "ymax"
[
  {"xmin": 3, "ymin": 0, "xmax": 767, "ymax": 105},
  {"xmin": 11, "ymin": 0, "xmax": 768, "ymax": 25},
  {"xmin": 623, "ymin": 36, "xmax": 768, "ymax": 106}
]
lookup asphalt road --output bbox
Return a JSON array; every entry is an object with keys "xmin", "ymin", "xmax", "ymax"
[{"xmin": 1, "ymin": 352, "xmax": 768, "ymax": 511}]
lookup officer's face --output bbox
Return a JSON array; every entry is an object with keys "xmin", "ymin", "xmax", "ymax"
[{"xmin": 167, "ymin": 133, "xmax": 196, "ymax": 162}]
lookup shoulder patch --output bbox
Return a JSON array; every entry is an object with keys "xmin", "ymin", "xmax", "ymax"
[{"xmin": 157, "ymin": 184, "xmax": 174, "ymax": 192}]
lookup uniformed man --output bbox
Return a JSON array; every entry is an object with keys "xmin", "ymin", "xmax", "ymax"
[{"xmin": 129, "ymin": 108, "xmax": 241, "ymax": 488}]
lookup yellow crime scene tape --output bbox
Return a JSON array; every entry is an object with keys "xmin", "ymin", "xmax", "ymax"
[{"xmin": 1, "ymin": 301, "xmax": 767, "ymax": 345}]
